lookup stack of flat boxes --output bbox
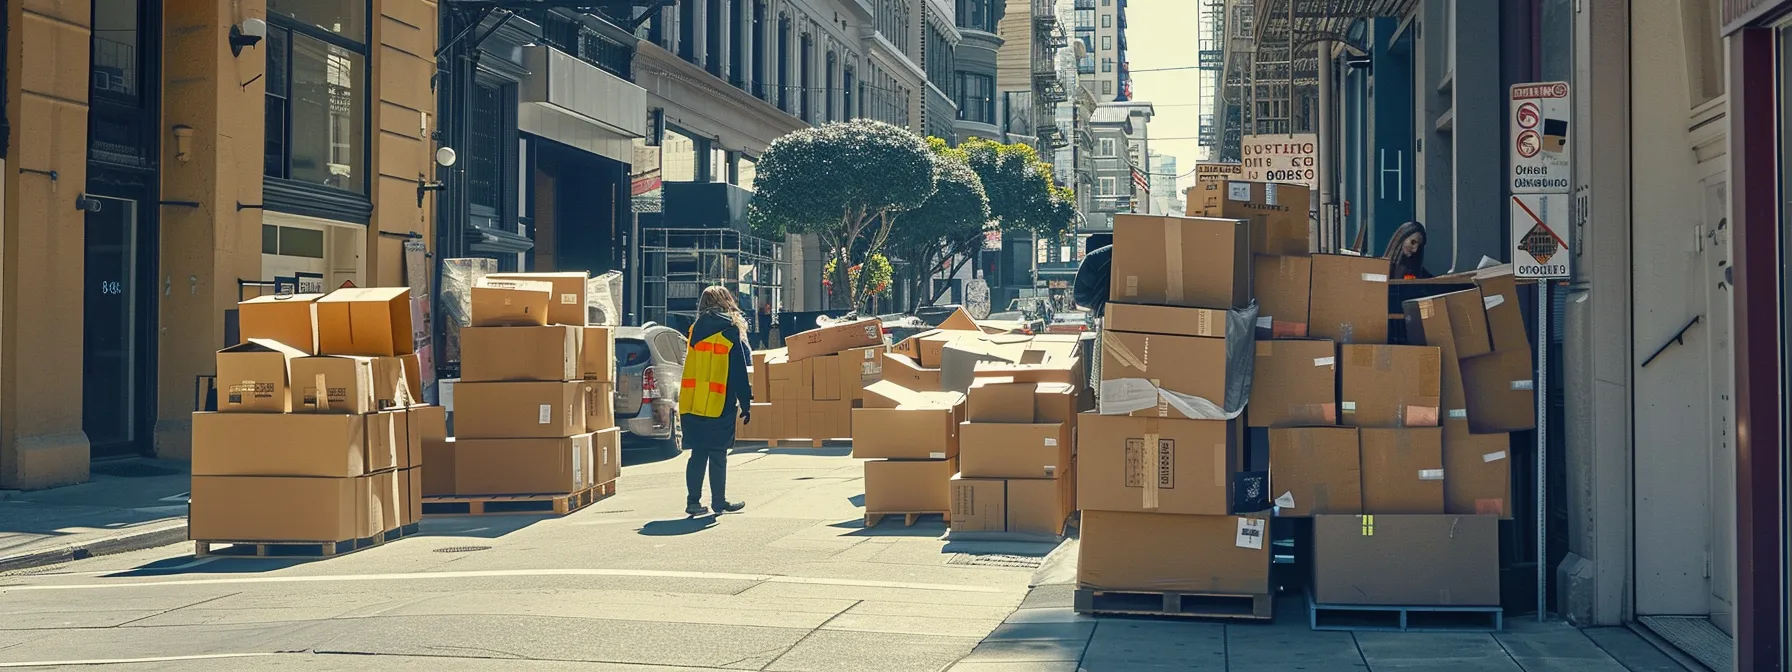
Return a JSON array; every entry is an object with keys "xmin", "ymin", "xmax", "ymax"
[
  {"xmin": 1077, "ymin": 210, "xmax": 1267, "ymax": 605},
  {"xmin": 191, "ymin": 288, "xmax": 435, "ymax": 544},
  {"xmin": 739, "ymin": 318, "xmax": 886, "ymax": 442},
  {"xmin": 439, "ymin": 274, "xmax": 618, "ymax": 499},
  {"xmin": 949, "ymin": 378, "xmax": 1080, "ymax": 537},
  {"xmin": 851, "ymin": 381, "xmax": 964, "ymax": 518}
]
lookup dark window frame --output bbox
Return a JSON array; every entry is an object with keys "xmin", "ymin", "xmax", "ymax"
[
  {"xmin": 843, "ymin": 67, "xmax": 855, "ymax": 120},
  {"xmin": 778, "ymin": 15, "xmax": 792, "ymax": 111},
  {"xmin": 706, "ymin": 0, "xmax": 724, "ymax": 75},
  {"xmin": 263, "ymin": 2, "xmax": 375, "ymax": 223},
  {"xmin": 826, "ymin": 51, "xmax": 838, "ymax": 121}
]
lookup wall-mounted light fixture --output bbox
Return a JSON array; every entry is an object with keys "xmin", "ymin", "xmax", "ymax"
[
  {"xmin": 172, "ymin": 125, "xmax": 194, "ymax": 162},
  {"xmin": 75, "ymin": 195, "xmax": 103, "ymax": 212},
  {"xmin": 230, "ymin": 18, "xmax": 267, "ymax": 57}
]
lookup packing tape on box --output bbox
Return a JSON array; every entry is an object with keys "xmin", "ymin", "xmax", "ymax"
[
  {"xmin": 314, "ymin": 373, "xmax": 329, "ymax": 411},
  {"xmin": 1142, "ymin": 418, "xmax": 1161, "ymax": 510},
  {"xmin": 1418, "ymin": 469, "xmax": 1445, "ymax": 481},
  {"xmin": 1163, "ymin": 221, "xmax": 1184, "ymax": 304},
  {"xmin": 1483, "ymin": 451, "xmax": 1508, "ymax": 462},
  {"xmin": 1418, "ymin": 300, "xmax": 1435, "ymax": 319},
  {"xmin": 1484, "ymin": 294, "xmax": 1505, "ymax": 309},
  {"xmin": 1376, "ymin": 347, "xmax": 1394, "ymax": 372}
]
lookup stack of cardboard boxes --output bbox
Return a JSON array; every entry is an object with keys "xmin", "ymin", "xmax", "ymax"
[
  {"xmin": 191, "ymin": 288, "xmax": 437, "ymax": 547},
  {"xmin": 737, "ymin": 317, "xmax": 886, "ymax": 443},
  {"xmin": 948, "ymin": 377, "xmax": 1080, "ymax": 537},
  {"xmin": 431, "ymin": 274, "xmax": 619, "ymax": 501},
  {"xmin": 853, "ymin": 381, "xmax": 965, "ymax": 519}
]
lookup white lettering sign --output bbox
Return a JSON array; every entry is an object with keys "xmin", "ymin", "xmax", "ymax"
[
  {"xmin": 1195, "ymin": 162, "xmax": 1243, "ymax": 184},
  {"xmin": 1509, "ymin": 82, "xmax": 1572, "ymax": 193},
  {"xmin": 1240, "ymin": 134, "xmax": 1319, "ymax": 191}
]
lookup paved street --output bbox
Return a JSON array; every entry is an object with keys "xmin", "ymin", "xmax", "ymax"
[{"xmin": 0, "ymin": 447, "xmax": 1687, "ymax": 671}]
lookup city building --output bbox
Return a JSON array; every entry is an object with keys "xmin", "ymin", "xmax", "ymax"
[
  {"xmin": 994, "ymin": 0, "xmax": 1067, "ymax": 149},
  {"xmin": 1081, "ymin": 0, "xmax": 1129, "ymax": 101},
  {"xmin": 951, "ymin": 0, "xmax": 1005, "ymax": 142},
  {"xmin": 1147, "ymin": 150, "xmax": 1179, "ymax": 216}
]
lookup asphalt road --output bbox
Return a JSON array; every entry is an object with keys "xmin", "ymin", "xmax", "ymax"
[{"xmin": 0, "ymin": 446, "xmax": 1058, "ymax": 671}]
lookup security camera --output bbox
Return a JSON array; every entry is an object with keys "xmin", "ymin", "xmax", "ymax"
[
  {"xmin": 75, "ymin": 195, "xmax": 103, "ymax": 212},
  {"xmin": 435, "ymin": 146, "xmax": 458, "ymax": 168}
]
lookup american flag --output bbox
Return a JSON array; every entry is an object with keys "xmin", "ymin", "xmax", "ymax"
[{"xmin": 1131, "ymin": 167, "xmax": 1150, "ymax": 193}]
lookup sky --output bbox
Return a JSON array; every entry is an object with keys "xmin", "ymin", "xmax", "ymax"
[{"xmin": 1123, "ymin": 0, "xmax": 1213, "ymax": 198}]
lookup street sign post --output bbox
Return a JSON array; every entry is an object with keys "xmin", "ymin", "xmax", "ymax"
[
  {"xmin": 1511, "ymin": 193, "xmax": 1572, "ymax": 279},
  {"xmin": 1509, "ymin": 82, "xmax": 1572, "ymax": 193}
]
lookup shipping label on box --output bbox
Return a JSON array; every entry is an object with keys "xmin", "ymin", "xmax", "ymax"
[
  {"xmin": 1308, "ymin": 255, "xmax": 1391, "ymax": 344},
  {"xmin": 1248, "ymin": 339, "xmax": 1337, "ymax": 428},
  {"xmin": 1268, "ymin": 426, "xmax": 1362, "ymax": 516},
  {"xmin": 217, "ymin": 338, "xmax": 310, "ymax": 413},
  {"xmin": 1109, "ymin": 214, "xmax": 1252, "ymax": 309},
  {"xmin": 1339, "ymin": 345, "xmax": 1442, "ymax": 428},
  {"xmin": 1359, "ymin": 427, "xmax": 1444, "ymax": 514},
  {"xmin": 950, "ymin": 475, "xmax": 1006, "ymax": 532}
]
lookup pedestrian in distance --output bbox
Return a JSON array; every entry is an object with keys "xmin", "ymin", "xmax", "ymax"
[
  {"xmin": 679, "ymin": 285, "xmax": 754, "ymax": 517},
  {"xmin": 1384, "ymin": 221, "xmax": 1434, "ymax": 280}
]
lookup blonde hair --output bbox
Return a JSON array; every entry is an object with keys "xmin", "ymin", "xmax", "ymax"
[{"xmin": 698, "ymin": 285, "xmax": 749, "ymax": 333}]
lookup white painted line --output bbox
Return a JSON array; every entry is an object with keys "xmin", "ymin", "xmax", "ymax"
[
  {"xmin": 0, "ymin": 652, "xmax": 281, "ymax": 668},
  {"xmin": 1, "ymin": 568, "xmax": 1008, "ymax": 595}
]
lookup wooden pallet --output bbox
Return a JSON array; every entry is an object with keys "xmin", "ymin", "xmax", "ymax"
[
  {"xmin": 864, "ymin": 511, "xmax": 950, "ymax": 527},
  {"xmin": 1307, "ymin": 592, "xmax": 1503, "ymax": 632},
  {"xmin": 421, "ymin": 481, "xmax": 615, "ymax": 517},
  {"xmin": 194, "ymin": 523, "xmax": 420, "ymax": 559},
  {"xmin": 1074, "ymin": 588, "xmax": 1274, "ymax": 620}
]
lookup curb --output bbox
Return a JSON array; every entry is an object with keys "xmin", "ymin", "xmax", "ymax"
[{"xmin": 0, "ymin": 519, "xmax": 189, "ymax": 574}]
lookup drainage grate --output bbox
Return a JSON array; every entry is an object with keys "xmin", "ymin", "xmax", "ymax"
[
  {"xmin": 89, "ymin": 461, "xmax": 184, "ymax": 478},
  {"xmin": 947, "ymin": 553, "xmax": 1045, "ymax": 569},
  {"xmin": 433, "ymin": 546, "xmax": 492, "ymax": 554}
]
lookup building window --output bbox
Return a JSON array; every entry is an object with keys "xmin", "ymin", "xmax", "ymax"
[
  {"xmin": 1101, "ymin": 35, "xmax": 1111, "ymax": 51},
  {"xmin": 827, "ymin": 51, "xmax": 839, "ymax": 121},
  {"xmin": 1102, "ymin": 80, "xmax": 1112, "ymax": 95},
  {"xmin": 751, "ymin": 2, "xmax": 768, "ymax": 97},
  {"xmin": 265, "ymin": 7, "xmax": 368, "ymax": 197},
  {"xmin": 738, "ymin": 155, "xmax": 758, "ymax": 191},
  {"xmin": 707, "ymin": 0, "xmax": 724, "ymax": 75},
  {"xmin": 778, "ymin": 16, "xmax": 792, "ymax": 111},
  {"xmin": 730, "ymin": 0, "xmax": 746, "ymax": 85},
  {"xmin": 956, "ymin": 0, "xmax": 995, "ymax": 32},
  {"xmin": 1099, "ymin": 138, "xmax": 1115, "ymax": 156},
  {"xmin": 843, "ymin": 68, "xmax": 856, "ymax": 119},
  {"xmin": 268, "ymin": 0, "xmax": 365, "ymax": 39},
  {"xmin": 955, "ymin": 72, "xmax": 993, "ymax": 124},
  {"xmin": 1101, "ymin": 14, "xmax": 1111, "ymax": 27},
  {"xmin": 1099, "ymin": 177, "xmax": 1115, "ymax": 196},
  {"xmin": 679, "ymin": 0, "xmax": 697, "ymax": 61},
  {"xmin": 1101, "ymin": 58, "xmax": 1112, "ymax": 73},
  {"xmin": 799, "ymin": 33, "xmax": 814, "ymax": 122}
]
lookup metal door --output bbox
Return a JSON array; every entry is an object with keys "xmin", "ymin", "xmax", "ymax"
[
  {"xmin": 1700, "ymin": 175, "xmax": 1735, "ymax": 634},
  {"xmin": 82, "ymin": 195, "xmax": 144, "ymax": 457}
]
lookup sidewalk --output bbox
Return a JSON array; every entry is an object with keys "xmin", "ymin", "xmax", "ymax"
[
  {"xmin": 0, "ymin": 458, "xmax": 191, "ymax": 573},
  {"xmin": 948, "ymin": 539, "xmax": 1696, "ymax": 672}
]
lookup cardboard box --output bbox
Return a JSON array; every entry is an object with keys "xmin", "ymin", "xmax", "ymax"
[
  {"xmin": 1268, "ymin": 427, "xmax": 1362, "ymax": 516},
  {"xmin": 917, "ymin": 331, "xmax": 964, "ymax": 368},
  {"xmin": 1034, "ymin": 382, "xmax": 1080, "ymax": 424},
  {"xmin": 967, "ymin": 378, "xmax": 1036, "ymax": 422},
  {"xmin": 958, "ymin": 423, "xmax": 1065, "ymax": 479},
  {"xmin": 584, "ymin": 382, "xmax": 616, "ymax": 430},
  {"xmin": 192, "ymin": 412, "xmax": 366, "ymax": 477},
  {"xmin": 592, "ymin": 426, "xmax": 621, "ymax": 485},
  {"xmin": 1443, "ymin": 419, "xmax": 1512, "ymax": 517},
  {"xmin": 1311, "ymin": 515, "xmax": 1500, "ymax": 606},
  {"xmin": 1474, "ymin": 267, "xmax": 1531, "ymax": 357},
  {"xmin": 487, "ymin": 271, "xmax": 590, "ymax": 326},
  {"xmin": 400, "ymin": 467, "xmax": 422, "ymax": 525},
  {"xmin": 1103, "ymin": 303, "xmax": 1232, "ymax": 338},
  {"xmin": 423, "ymin": 437, "xmax": 456, "ymax": 496},
  {"xmin": 1308, "ymin": 254, "xmax": 1390, "ymax": 344},
  {"xmin": 881, "ymin": 352, "xmax": 941, "ymax": 391},
  {"xmin": 861, "ymin": 380, "xmax": 965, "ymax": 409},
  {"xmin": 290, "ymin": 355, "xmax": 378, "ymax": 414},
  {"xmin": 451, "ymin": 381, "xmax": 586, "ymax": 439},
  {"xmin": 410, "ymin": 405, "xmax": 446, "ymax": 469},
  {"xmin": 972, "ymin": 359, "xmax": 1080, "ymax": 386},
  {"xmin": 453, "ymin": 433, "xmax": 594, "ymax": 495},
  {"xmin": 1077, "ymin": 413, "xmax": 1238, "ymax": 515},
  {"xmin": 1099, "ymin": 330, "xmax": 1230, "ymax": 420},
  {"xmin": 373, "ymin": 469, "xmax": 401, "ymax": 533},
  {"xmin": 238, "ymin": 293, "xmax": 323, "ymax": 354},
  {"xmin": 460, "ymin": 325, "xmax": 579, "ymax": 382},
  {"xmin": 1078, "ymin": 511, "xmax": 1270, "ymax": 594},
  {"xmin": 387, "ymin": 407, "xmax": 412, "ymax": 469},
  {"xmin": 787, "ymin": 318, "xmax": 883, "ymax": 361},
  {"xmin": 809, "ymin": 355, "xmax": 842, "ymax": 401},
  {"xmin": 581, "ymin": 326, "xmax": 614, "ymax": 382},
  {"xmin": 1007, "ymin": 477, "xmax": 1069, "ymax": 537},
  {"xmin": 190, "ymin": 475, "xmax": 368, "ymax": 542},
  {"xmin": 399, "ymin": 353, "xmax": 425, "ymax": 406},
  {"xmin": 950, "ymin": 475, "xmax": 1007, "ymax": 532},
  {"xmin": 1249, "ymin": 339, "xmax": 1338, "ymax": 428},
  {"xmin": 470, "ymin": 279, "xmax": 553, "ymax": 327},
  {"xmin": 1359, "ymin": 427, "xmax": 1444, "ymax": 514},
  {"xmin": 864, "ymin": 458, "xmax": 957, "ymax": 513},
  {"xmin": 1403, "ymin": 289, "xmax": 1493, "ymax": 359},
  {"xmin": 937, "ymin": 306, "xmax": 980, "ymax": 331},
  {"xmin": 940, "ymin": 338, "xmax": 1029, "ymax": 394},
  {"xmin": 1253, "ymin": 255, "xmax": 1312, "ymax": 338},
  {"xmin": 1109, "ymin": 214, "xmax": 1251, "ymax": 309},
  {"xmin": 216, "ymin": 339, "xmax": 309, "ymax": 412},
  {"xmin": 316, "ymin": 287, "xmax": 415, "ymax": 356},
  {"xmin": 366, "ymin": 410, "xmax": 400, "ymax": 473},
  {"xmin": 851, "ymin": 407, "xmax": 959, "ymax": 459},
  {"xmin": 1460, "ymin": 349, "xmax": 1536, "ymax": 432},
  {"xmin": 1194, "ymin": 180, "xmax": 1314, "ymax": 256},
  {"xmin": 371, "ymin": 356, "xmax": 409, "ymax": 409},
  {"xmin": 1339, "ymin": 345, "xmax": 1441, "ymax": 428},
  {"xmin": 839, "ymin": 345, "xmax": 886, "ymax": 399}
]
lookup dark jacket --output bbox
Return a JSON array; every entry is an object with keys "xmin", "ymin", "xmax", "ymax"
[
  {"xmin": 680, "ymin": 311, "xmax": 753, "ymax": 450},
  {"xmin": 1073, "ymin": 244, "xmax": 1113, "ymax": 317}
]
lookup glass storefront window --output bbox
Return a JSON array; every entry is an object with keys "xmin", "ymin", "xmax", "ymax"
[
  {"xmin": 662, "ymin": 126, "xmax": 699, "ymax": 182},
  {"xmin": 269, "ymin": 0, "xmax": 366, "ymax": 39}
]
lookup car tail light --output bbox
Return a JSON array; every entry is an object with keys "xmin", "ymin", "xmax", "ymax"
[{"xmin": 642, "ymin": 365, "xmax": 658, "ymax": 400}]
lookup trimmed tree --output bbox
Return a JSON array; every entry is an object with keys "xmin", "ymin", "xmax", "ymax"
[
  {"xmin": 958, "ymin": 138, "xmax": 1074, "ymax": 240},
  {"xmin": 889, "ymin": 138, "xmax": 992, "ymax": 311},
  {"xmin": 749, "ymin": 119, "xmax": 936, "ymax": 311}
]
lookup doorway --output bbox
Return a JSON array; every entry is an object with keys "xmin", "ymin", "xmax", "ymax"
[{"xmin": 82, "ymin": 193, "xmax": 152, "ymax": 458}]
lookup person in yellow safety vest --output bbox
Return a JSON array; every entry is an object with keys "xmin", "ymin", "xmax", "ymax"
[{"xmin": 679, "ymin": 286, "xmax": 754, "ymax": 517}]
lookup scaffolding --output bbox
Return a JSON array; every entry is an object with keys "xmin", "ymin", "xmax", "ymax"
[
  {"xmin": 1242, "ymin": 0, "xmax": 1417, "ymax": 136},
  {"xmin": 637, "ymin": 227, "xmax": 786, "ymax": 331}
]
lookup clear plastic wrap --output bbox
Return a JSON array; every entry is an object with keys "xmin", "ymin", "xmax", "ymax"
[
  {"xmin": 440, "ymin": 257, "xmax": 496, "ymax": 365},
  {"xmin": 1097, "ymin": 302, "xmax": 1259, "ymax": 420},
  {"xmin": 586, "ymin": 270, "xmax": 624, "ymax": 327}
]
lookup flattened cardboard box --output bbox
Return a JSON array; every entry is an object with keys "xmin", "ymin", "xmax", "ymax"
[
  {"xmin": 1078, "ymin": 511, "xmax": 1270, "ymax": 595},
  {"xmin": 238, "ymin": 293, "xmax": 323, "ymax": 354},
  {"xmin": 316, "ymin": 287, "xmax": 415, "ymax": 356},
  {"xmin": 1442, "ymin": 419, "xmax": 1512, "ymax": 518},
  {"xmin": 216, "ymin": 338, "xmax": 310, "ymax": 412},
  {"xmin": 452, "ymin": 433, "xmax": 593, "ymax": 495},
  {"xmin": 950, "ymin": 475, "xmax": 1006, "ymax": 532},
  {"xmin": 1248, "ymin": 339, "xmax": 1337, "ymax": 428},
  {"xmin": 1077, "ymin": 413, "xmax": 1238, "ymax": 516},
  {"xmin": 1100, "ymin": 330, "xmax": 1229, "ymax": 420},
  {"xmin": 190, "ymin": 475, "xmax": 370, "ymax": 543},
  {"xmin": 487, "ymin": 271, "xmax": 590, "ymax": 327},
  {"xmin": 958, "ymin": 422, "xmax": 1064, "ymax": 479},
  {"xmin": 459, "ymin": 325, "xmax": 580, "ymax": 382},
  {"xmin": 1359, "ymin": 427, "xmax": 1444, "ymax": 514},
  {"xmin": 787, "ymin": 318, "xmax": 883, "ymax": 361},
  {"xmin": 861, "ymin": 380, "xmax": 965, "ymax": 410},
  {"xmin": 1109, "ymin": 214, "xmax": 1252, "ymax": 309},
  {"xmin": 1339, "ymin": 345, "xmax": 1441, "ymax": 428},
  {"xmin": 864, "ymin": 458, "xmax": 958, "ymax": 513},
  {"xmin": 1252, "ymin": 255, "xmax": 1312, "ymax": 338},
  {"xmin": 192, "ymin": 412, "xmax": 367, "ymax": 478},
  {"xmin": 1312, "ymin": 514, "xmax": 1500, "ymax": 606},
  {"xmin": 1268, "ymin": 426, "xmax": 1362, "ymax": 516},
  {"xmin": 291, "ymin": 355, "xmax": 378, "ymax": 414},
  {"xmin": 451, "ymin": 381, "xmax": 585, "ymax": 439},
  {"xmin": 851, "ymin": 407, "xmax": 958, "ymax": 459},
  {"xmin": 1307, "ymin": 255, "xmax": 1390, "ymax": 344}
]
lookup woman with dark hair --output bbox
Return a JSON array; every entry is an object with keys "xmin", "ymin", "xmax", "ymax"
[
  {"xmin": 678, "ymin": 285, "xmax": 753, "ymax": 516},
  {"xmin": 1383, "ymin": 221, "xmax": 1433, "ymax": 280}
]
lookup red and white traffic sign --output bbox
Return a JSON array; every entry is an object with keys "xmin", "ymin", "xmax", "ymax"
[
  {"xmin": 1511, "ymin": 193, "xmax": 1571, "ymax": 279},
  {"xmin": 1509, "ymin": 82, "xmax": 1571, "ymax": 193}
]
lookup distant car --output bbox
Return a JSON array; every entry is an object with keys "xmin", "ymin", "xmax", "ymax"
[
  {"xmin": 614, "ymin": 323, "xmax": 687, "ymax": 455},
  {"xmin": 1046, "ymin": 311, "xmax": 1092, "ymax": 335}
]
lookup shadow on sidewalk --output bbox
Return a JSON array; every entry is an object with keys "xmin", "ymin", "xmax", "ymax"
[{"xmin": 637, "ymin": 516, "xmax": 720, "ymax": 536}]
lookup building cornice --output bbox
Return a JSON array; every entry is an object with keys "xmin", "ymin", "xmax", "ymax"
[{"xmin": 633, "ymin": 41, "xmax": 809, "ymax": 154}]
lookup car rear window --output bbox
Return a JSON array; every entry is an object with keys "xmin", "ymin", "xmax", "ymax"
[{"xmin": 616, "ymin": 339, "xmax": 653, "ymax": 367}]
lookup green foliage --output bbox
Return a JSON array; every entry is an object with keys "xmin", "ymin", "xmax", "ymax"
[
  {"xmin": 889, "ymin": 138, "xmax": 994, "ymax": 309},
  {"xmin": 823, "ymin": 253, "xmax": 894, "ymax": 298},
  {"xmin": 958, "ymin": 138, "xmax": 1077, "ymax": 239}
]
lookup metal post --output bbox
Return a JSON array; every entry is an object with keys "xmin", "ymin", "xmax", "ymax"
[{"xmin": 1535, "ymin": 281, "xmax": 1549, "ymax": 622}]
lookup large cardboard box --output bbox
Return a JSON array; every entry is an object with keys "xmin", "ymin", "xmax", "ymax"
[
  {"xmin": 1193, "ymin": 180, "xmax": 1313, "ymax": 256},
  {"xmin": 940, "ymin": 338, "xmax": 1030, "ymax": 394},
  {"xmin": 808, "ymin": 355, "xmax": 842, "ymax": 400},
  {"xmin": 386, "ymin": 407, "xmax": 412, "ymax": 469},
  {"xmin": 365, "ymin": 410, "xmax": 399, "ymax": 473},
  {"xmin": 373, "ymin": 469, "xmax": 402, "ymax": 533},
  {"xmin": 592, "ymin": 426, "xmax": 621, "ymax": 485},
  {"xmin": 423, "ymin": 438, "xmax": 456, "ymax": 496},
  {"xmin": 1078, "ymin": 511, "xmax": 1270, "ymax": 594},
  {"xmin": 851, "ymin": 407, "xmax": 959, "ymax": 459},
  {"xmin": 584, "ymin": 382, "xmax": 616, "ymax": 430},
  {"xmin": 1034, "ymin": 382, "xmax": 1080, "ymax": 424},
  {"xmin": 1099, "ymin": 330, "xmax": 1229, "ymax": 420},
  {"xmin": 1339, "ymin": 345, "xmax": 1441, "ymax": 428},
  {"xmin": 451, "ymin": 381, "xmax": 586, "ymax": 439},
  {"xmin": 291, "ymin": 355, "xmax": 378, "ymax": 414},
  {"xmin": 192, "ymin": 412, "xmax": 366, "ymax": 477},
  {"xmin": 581, "ymin": 326, "xmax": 614, "ymax": 382},
  {"xmin": 487, "ymin": 271, "xmax": 590, "ymax": 326},
  {"xmin": 967, "ymin": 378, "xmax": 1036, "ymax": 422},
  {"xmin": 190, "ymin": 475, "xmax": 369, "ymax": 542},
  {"xmin": 470, "ymin": 279, "xmax": 553, "ymax": 327},
  {"xmin": 371, "ymin": 356, "xmax": 409, "ymax": 409},
  {"xmin": 1268, "ymin": 427, "xmax": 1362, "ymax": 516},
  {"xmin": 1008, "ymin": 477, "xmax": 1070, "ymax": 537},
  {"xmin": 1253, "ymin": 255, "xmax": 1312, "ymax": 338},
  {"xmin": 460, "ymin": 326, "xmax": 579, "ymax": 382},
  {"xmin": 1359, "ymin": 427, "xmax": 1444, "ymax": 514},
  {"xmin": 864, "ymin": 458, "xmax": 957, "ymax": 513},
  {"xmin": 452, "ymin": 433, "xmax": 593, "ymax": 495},
  {"xmin": 839, "ymin": 345, "xmax": 886, "ymax": 400},
  {"xmin": 1308, "ymin": 254, "xmax": 1390, "ymax": 344},
  {"xmin": 216, "ymin": 339, "xmax": 308, "ymax": 412},
  {"xmin": 1103, "ymin": 303, "xmax": 1231, "ymax": 338},
  {"xmin": 410, "ymin": 405, "xmax": 446, "ymax": 469},
  {"xmin": 1403, "ymin": 289, "xmax": 1493, "ymax": 359},
  {"xmin": 316, "ymin": 287, "xmax": 415, "ymax": 356},
  {"xmin": 1249, "ymin": 339, "xmax": 1337, "ymax": 428},
  {"xmin": 861, "ymin": 380, "xmax": 965, "ymax": 409},
  {"xmin": 1460, "ymin": 349, "xmax": 1536, "ymax": 432},
  {"xmin": 400, "ymin": 467, "xmax": 422, "ymax": 525},
  {"xmin": 1474, "ymin": 267, "xmax": 1531, "ymax": 357},
  {"xmin": 1402, "ymin": 301, "xmax": 1470, "ymax": 423},
  {"xmin": 973, "ymin": 359, "xmax": 1080, "ymax": 386},
  {"xmin": 1312, "ymin": 515, "xmax": 1500, "ymax": 606},
  {"xmin": 1442, "ymin": 420, "xmax": 1512, "ymax": 517},
  {"xmin": 1109, "ymin": 214, "xmax": 1251, "ymax": 309},
  {"xmin": 958, "ymin": 423, "xmax": 1064, "ymax": 479},
  {"xmin": 787, "ymin": 318, "xmax": 883, "ymax": 361},
  {"xmin": 238, "ymin": 293, "xmax": 323, "ymax": 354},
  {"xmin": 399, "ymin": 353, "xmax": 425, "ymax": 405},
  {"xmin": 881, "ymin": 352, "xmax": 941, "ymax": 391},
  {"xmin": 1077, "ymin": 413, "xmax": 1238, "ymax": 516},
  {"xmin": 950, "ymin": 475, "xmax": 1006, "ymax": 532}
]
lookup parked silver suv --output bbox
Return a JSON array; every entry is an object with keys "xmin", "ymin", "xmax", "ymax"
[{"xmin": 614, "ymin": 323, "xmax": 687, "ymax": 455}]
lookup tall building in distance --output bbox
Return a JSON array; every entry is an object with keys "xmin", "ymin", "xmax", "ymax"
[
  {"xmin": 1148, "ymin": 151, "xmax": 1181, "ymax": 216},
  {"xmin": 1081, "ymin": 0, "xmax": 1130, "ymax": 101}
]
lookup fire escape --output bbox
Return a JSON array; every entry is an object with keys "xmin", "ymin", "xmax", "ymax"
[
  {"xmin": 1033, "ymin": 0, "xmax": 1070, "ymax": 150},
  {"xmin": 1241, "ymin": 0, "xmax": 1416, "ymax": 136}
]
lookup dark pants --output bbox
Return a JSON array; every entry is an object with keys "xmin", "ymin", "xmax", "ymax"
[{"xmin": 685, "ymin": 446, "xmax": 729, "ymax": 506}]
